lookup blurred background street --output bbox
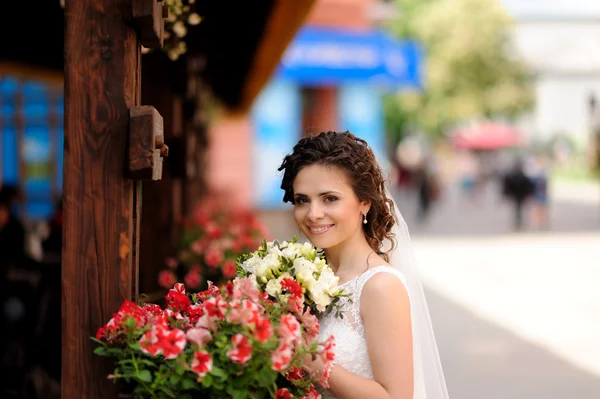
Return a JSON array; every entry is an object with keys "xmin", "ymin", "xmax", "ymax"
[{"xmin": 404, "ymin": 180, "xmax": 600, "ymax": 398}]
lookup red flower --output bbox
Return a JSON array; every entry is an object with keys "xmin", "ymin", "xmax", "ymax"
[
  {"xmin": 275, "ymin": 388, "xmax": 293, "ymax": 399},
  {"xmin": 205, "ymin": 248, "xmax": 224, "ymax": 268},
  {"xmin": 166, "ymin": 290, "xmax": 191, "ymax": 313},
  {"xmin": 253, "ymin": 317, "xmax": 273, "ymax": 344},
  {"xmin": 158, "ymin": 270, "xmax": 177, "ymax": 289},
  {"xmin": 159, "ymin": 328, "xmax": 187, "ymax": 359},
  {"xmin": 285, "ymin": 366, "xmax": 304, "ymax": 381},
  {"xmin": 281, "ymin": 278, "xmax": 303, "ymax": 299},
  {"xmin": 300, "ymin": 385, "xmax": 321, "ymax": 399},
  {"xmin": 204, "ymin": 297, "xmax": 227, "ymax": 320},
  {"xmin": 227, "ymin": 334, "xmax": 253, "ymax": 365},
  {"xmin": 222, "ymin": 260, "xmax": 237, "ymax": 279},
  {"xmin": 140, "ymin": 325, "xmax": 186, "ymax": 359},
  {"xmin": 191, "ymin": 350, "xmax": 213, "ymax": 378},
  {"xmin": 184, "ymin": 269, "xmax": 203, "ymax": 289}
]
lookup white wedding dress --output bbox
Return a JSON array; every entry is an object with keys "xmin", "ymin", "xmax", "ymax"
[{"xmin": 317, "ymin": 265, "xmax": 409, "ymax": 398}]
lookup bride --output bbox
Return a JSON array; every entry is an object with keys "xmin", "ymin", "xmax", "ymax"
[{"xmin": 278, "ymin": 131, "xmax": 449, "ymax": 398}]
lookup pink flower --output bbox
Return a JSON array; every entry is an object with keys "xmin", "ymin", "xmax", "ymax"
[
  {"xmin": 227, "ymin": 334, "xmax": 253, "ymax": 365},
  {"xmin": 222, "ymin": 260, "xmax": 237, "ymax": 279},
  {"xmin": 271, "ymin": 342, "xmax": 293, "ymax": 371},
  {"xmin": 298, "ymin": 309, "xmax": 320, "ymax": 342},
  {"xmin": 191, "ymin": 240, "xmax": 205, "ymax": 255},
  {"xmin": 165, "ymin": 257, "xmax": 178, "ymax": 269},
  {"xmin": 191, "ymin": 351, "xmax": 213, "ymax": 378},
  {"xmin": 206, "ymin": 222, "xmax": 223, "ymax": 239},
  {"xmin": 186, "ymin": 327, "xmax": 213, "ymax": 348},
  {"xmin": 232, "ymin": 277, "xmax": 260, "ymax": 302},
  {"xmin": 277, "ymin": 314, "xmax": 301, "ymax": 345},
  {"xmin": 158, "ymin": 270, "xmax": 177, "ymax": 289},
  {"xmin": 300, "ymin": 385, "xmax": 321, "ymax": 399},
  {"xmin": 275, "ymin": 388, "xmax": 293, "ymax": 399}
]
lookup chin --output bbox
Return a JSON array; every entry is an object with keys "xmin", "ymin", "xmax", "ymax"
[{"xmin": 306, "ymin": 233, "xmax": 342, "ymax": 250}]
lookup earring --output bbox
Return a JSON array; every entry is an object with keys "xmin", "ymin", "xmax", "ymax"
[{"xmin": 363, "ymin": 213, "xmax": 368, "ymax": 224}]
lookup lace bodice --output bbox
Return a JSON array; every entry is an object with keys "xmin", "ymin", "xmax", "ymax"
[{"xmin": 317, "ymin": 266, "xmax": 408, "ymax": 398}]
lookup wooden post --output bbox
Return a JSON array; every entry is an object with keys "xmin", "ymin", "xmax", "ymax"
[{"xmin": 63, "ymin": 0, "xmax": 143, "ymax": 396}]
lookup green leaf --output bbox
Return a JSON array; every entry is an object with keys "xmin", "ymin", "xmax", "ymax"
[
  {"xmin": 169, "ymin": 374, "xmax": 180, "ymax": 385},
  {"xmin": 137, "ymin": 369, "xmax": 152, "ymax": 383},
  {"xmin": 175, "ymin": 363, "xmax": 186, "ymax": 376},
  {"xmin": 210, "ymin": 366, "xmax": 227, "ymax": 379},
  {"xmin": 128, "ymin": 342, "xmax": 141, "ymax": 351},
  {"xmin": 93, "ymin": 347, "xmax": 107, "ymax": 356},
  {"xmin": 182, "ymin": 377, "xmax": 199, "ymax": 390}
]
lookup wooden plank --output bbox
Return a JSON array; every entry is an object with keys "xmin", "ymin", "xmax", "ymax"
[{"xmin": 62, "ymin": 0, "xmax": 141, "ymax": 396}]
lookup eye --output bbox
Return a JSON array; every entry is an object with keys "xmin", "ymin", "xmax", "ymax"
[
  {"xmin": 323, "ymin": 196, "xmax": 338, "ymax": 203},
  {"xmin": 294, "ymin": 197, "xmax": 308, "ymax": 205}
]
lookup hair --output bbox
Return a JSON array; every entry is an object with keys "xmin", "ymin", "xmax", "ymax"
[{"xmin": 278, "ymin": 131, "xmax": 397, "ymax": 261}]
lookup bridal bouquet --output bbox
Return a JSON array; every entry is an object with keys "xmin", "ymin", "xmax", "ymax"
[
  {"xmin": 92, "ymin": 280, "xmax": 333, "ymax": 399},
  {"xmin": 237, "ymin": 237, "xmax": 348, "ymax": 318}
]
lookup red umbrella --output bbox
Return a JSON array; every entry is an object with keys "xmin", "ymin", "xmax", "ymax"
[{"xmin": 450, "ymin": 122, "xmax": 523, "ymax": 150}]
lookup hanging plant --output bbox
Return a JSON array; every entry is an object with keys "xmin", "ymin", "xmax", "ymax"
[{"xmin": 142, "ymin": 0, "xmax": 203, "ymax": 61}]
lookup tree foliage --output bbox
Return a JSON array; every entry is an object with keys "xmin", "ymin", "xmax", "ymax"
[{"xmin": 385, "ymin": 0, "xmax": 535, "ymax": 140}]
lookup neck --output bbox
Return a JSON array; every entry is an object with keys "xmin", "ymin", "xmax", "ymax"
[{"xmin": 324, "ymin": 230, "xmax": 375, "ymax": 276}]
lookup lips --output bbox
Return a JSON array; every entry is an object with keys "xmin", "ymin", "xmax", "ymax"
[{"xmin": 307, "ymin": 224, "xmax": 334, "ymax": 235}]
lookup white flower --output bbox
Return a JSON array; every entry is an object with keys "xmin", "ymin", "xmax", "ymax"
[
  {"xmin": 172, "ymin": 21, "xmax": 187, "ymax": 38},
  {"xmin": 188, "ymin": 13, "xmax": 202, "ymax": 25},
  {"xmin": 266, "ymin": 279, "xmax": 282, "ymax": 297},
  {"xmin": 317, "ymin": 267, "xmax": 340, "ymax": 295},
  {"xmin": 281, "ymin": 245, "xmax": 299, "ymax": 260}
]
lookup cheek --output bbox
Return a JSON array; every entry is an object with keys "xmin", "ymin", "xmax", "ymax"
[{"xmin": 293, "ymin": 207, "xmax": 305, "ymax": 226}]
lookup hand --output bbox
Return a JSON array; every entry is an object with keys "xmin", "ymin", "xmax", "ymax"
[{"xmin": 299, "ymin": 352, "xmax": 327, "ymax": 381}]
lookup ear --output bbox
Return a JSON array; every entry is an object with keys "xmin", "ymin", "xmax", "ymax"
[{"xmin": 361, "ymin": 200, "xmax": 371, "ymax": 215}]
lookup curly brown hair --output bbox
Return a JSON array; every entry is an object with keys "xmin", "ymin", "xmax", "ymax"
[{"xmin": 278, "ymin": 131, "xmax": 397, "ymax": 261}]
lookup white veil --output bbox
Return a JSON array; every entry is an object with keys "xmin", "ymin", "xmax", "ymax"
[{"xmin": 385, "ymin": 188, "xmax": 449, "ymax": 398}]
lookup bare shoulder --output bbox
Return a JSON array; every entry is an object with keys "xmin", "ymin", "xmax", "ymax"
[{"xmin": 360, "ymin": 265, "xmax": 409, "ymax": 306}]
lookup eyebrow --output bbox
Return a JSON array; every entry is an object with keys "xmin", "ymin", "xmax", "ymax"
[{"xmin": 294, "ymin": 191, "xmax": 341, "ymax": 197}]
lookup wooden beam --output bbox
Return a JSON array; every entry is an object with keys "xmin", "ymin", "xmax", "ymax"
[
  {"xmin": 62, "ymin": 0, "xmax": 141, "ymax": 397},
  {"xmin": 237, "ymin": 0, "xmax": 316, "ymax": 114}
]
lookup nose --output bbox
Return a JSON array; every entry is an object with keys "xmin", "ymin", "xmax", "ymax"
[{"xmin": 307, "ymin": 202, "xmax": 324, "ymax": 222}]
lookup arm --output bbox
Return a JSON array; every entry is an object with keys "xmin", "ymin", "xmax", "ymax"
[{"xmin": 306, "ymin": 273, "xmax": 414, "ymax": 399}]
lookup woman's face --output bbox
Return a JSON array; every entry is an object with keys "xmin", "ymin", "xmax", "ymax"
[{"xmin": 292, "ymin": 164, "xmax": 369, "ymax": 250}]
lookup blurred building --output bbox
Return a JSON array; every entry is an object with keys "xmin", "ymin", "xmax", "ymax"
[
  {"xmin": 206, "ymin": 0, "xmax": 423, "ymax": 211},
  {"xmin": 502, "ymin": 0, "xmax": 600, "ymax": 148}
]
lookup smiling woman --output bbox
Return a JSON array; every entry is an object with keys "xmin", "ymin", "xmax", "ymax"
[{"xmin": 277, "ymin": 131, "xmax": 449, "ymax": 399}]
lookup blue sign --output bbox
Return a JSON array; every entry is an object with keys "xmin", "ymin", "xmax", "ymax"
[
  {"xmin": 276, "ymin": 26, "xmax": 423, "ymax": 89},
  {"xmin": 251, "ymin": 81, "xmax": 301, "ymax": 209},
  {"xmin": 338, "ymin": 84, "xmax": 391, "ymax": 173}
]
